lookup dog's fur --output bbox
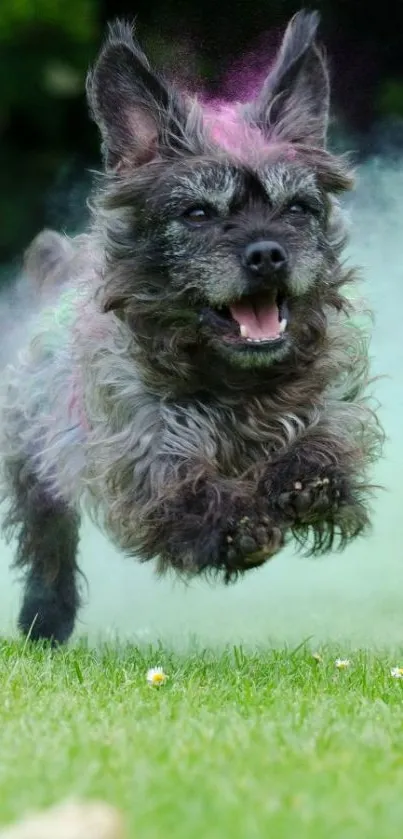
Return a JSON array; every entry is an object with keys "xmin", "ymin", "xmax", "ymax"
[{"xmin": 0, "ymin": 11, "xmax": 383, "ymax": 642}]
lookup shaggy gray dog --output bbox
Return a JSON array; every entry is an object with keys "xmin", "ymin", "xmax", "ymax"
[{"xmin": 0, "ymin": 10, "xmax": 383, "ymax": 642}]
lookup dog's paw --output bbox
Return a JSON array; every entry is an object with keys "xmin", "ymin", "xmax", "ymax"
[
  {"xmin": 151, "ymin": 488, "xmax": 285, "ymax": 579},
  {"xmin": 275, "ymin": 473, "xmax": 344, "ymax": 523},
  {"xmin": 223, "ymin": 512, "xmax": 284, "ymax": 574}
]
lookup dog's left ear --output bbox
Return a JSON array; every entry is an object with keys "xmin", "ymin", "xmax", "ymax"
[
  {"xmin": 86, "ymin": 20, "xmax": 189, "ymax": 171},
  {"xmin": 246, "ymin": 10, "xmax": 330, "ymax": 148}
]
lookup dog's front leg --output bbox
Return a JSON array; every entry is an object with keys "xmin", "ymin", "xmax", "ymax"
[
  {"xmin": 256, "ymin": 427, "xmax": 372, "ymax": 554},
  {"xmin": 97, "ymin": 394, "xmax": 286, "ymax": 581},
  {"xmin": 137, "ymin": 464, "xmax": 285, "ymax": 581}
]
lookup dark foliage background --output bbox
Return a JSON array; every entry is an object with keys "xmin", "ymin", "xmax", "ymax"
[{"xmin": 1, "ymin": 0, "xmax": 402, "ymax": 264}]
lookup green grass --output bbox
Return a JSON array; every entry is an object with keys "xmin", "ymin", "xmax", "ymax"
[{"xmin": 1, "ymin": 640, "xmax": 403, "ymax": 838}]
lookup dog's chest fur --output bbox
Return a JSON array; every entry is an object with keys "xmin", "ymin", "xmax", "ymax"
[{"xmin": 159, "ymin": 396, "xmax": 316, "ymax": 478}]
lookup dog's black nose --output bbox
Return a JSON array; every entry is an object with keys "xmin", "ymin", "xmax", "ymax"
[{"xmin": 243, "ymin": 241, "xmax": 288, "ymax": 277}]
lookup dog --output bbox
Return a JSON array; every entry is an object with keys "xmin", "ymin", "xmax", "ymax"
[{"xmin": 0, "ymin": 10, "xmax": 383, "ymax": 643}]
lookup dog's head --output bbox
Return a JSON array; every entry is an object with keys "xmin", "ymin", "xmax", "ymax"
[{"xmin": 87, "ymin": 12, "xmax": 353, "ymax": 381}]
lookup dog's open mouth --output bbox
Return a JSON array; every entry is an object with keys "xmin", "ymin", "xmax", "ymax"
[{"xmin": 201, "ymin": 291, "xmax": 289, "ymax": 352}]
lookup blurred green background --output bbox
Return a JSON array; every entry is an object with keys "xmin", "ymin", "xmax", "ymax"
[{"xmin": 1, "ymin": 0, "xmax": 402, "ymax": 264}]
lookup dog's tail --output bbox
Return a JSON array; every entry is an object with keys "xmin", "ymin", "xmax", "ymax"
[{"xmin": 23, "ymin": 229, "xmax": 74, "ymax": 300}]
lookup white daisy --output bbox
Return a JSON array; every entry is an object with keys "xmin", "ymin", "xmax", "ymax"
[
  {"xmin": 335, "ymin": 658, "xmax": 350, "ymax": 669},
  {"xmin": 146, "ymin": 667, "xmax": 168, "ymax": 686},
  {"xmin": 390, "ymin": 667, "xmax": 403, "ymax": 679}
]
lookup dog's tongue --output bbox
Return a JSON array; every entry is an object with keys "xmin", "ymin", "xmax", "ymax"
[{"xmin": 229, "ymin": 299, "xmax": 280, "ymax": 339}]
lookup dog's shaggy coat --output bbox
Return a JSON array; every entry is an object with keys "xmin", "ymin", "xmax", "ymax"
[{"xmin": 0, "ymin": 11, "xmax": 383, "ymax": 642}]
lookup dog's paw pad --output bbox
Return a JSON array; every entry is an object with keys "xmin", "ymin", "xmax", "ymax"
[
  {"xmin": 224, "ymin": 515, "xmax": 283, "ymax": 570},
  {"xmin": 277, "ymin": 472, "xmax": 344, "ymax": 522},
  {"xmin": 238, "ymin": 534, "xmax": 258, "ymax": 554}
]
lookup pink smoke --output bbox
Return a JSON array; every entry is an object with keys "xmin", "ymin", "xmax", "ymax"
[
  {"xmin": 218, "ymin": 29, "xmax": 281, "ymax": 104},
  {"xmin": 198, "ymin": 27, "xmax": 293, "ymax": 164},
  {"xmin": 157, "ymin": 27, "xmax": 297, "ymax": 165},
  {"xmin": 169, "ymin": 27, "xmax": 295, "ymax": 165}
]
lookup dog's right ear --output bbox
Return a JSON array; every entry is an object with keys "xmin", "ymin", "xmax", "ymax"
[{"xmin": 86, "ymin": 20, "xmax": 188, "ymax": 171}]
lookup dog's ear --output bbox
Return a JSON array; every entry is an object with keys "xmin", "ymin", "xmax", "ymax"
[
  {"xmin": 86, "ymin": 20, "xmax": 189, "ymax": 170},
  {"xmin": 246, "ymin": 11, "xmax": 330, "ymax": 148}
]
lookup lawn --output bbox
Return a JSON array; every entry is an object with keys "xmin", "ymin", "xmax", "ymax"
[{"xmin": 0, "ymin": 640, "xmax": 403, "ymax": 838}]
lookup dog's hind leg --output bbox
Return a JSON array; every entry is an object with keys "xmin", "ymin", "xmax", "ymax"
[{"xmin": 3, "ymin": 459, "xmax": 81, "ymax": 644}]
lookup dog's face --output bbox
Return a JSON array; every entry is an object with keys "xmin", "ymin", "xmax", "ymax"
[
  {"xmin": 146, "ymin": 155, "xmax": 333, "ymax": 368},
  {"xmin": 87, "ymin": 12, "xmax": 353, "ymax": 373}
]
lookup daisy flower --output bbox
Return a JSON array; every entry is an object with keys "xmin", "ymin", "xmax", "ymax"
[
  {"xmin": 390, "ymin": 667, "xmax": 403, "ymax": 679},
  {"xmin": 146, "ymin": 667, "xmax": 168, "ymax": 686},
  {"xmin": 335, "ymin": 658, "xmax": 350, "ymax": 669}
]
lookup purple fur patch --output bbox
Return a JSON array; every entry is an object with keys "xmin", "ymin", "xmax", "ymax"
[{"xmin": 202, "ymin": 100, "xmax": 297, "ymax": 165}]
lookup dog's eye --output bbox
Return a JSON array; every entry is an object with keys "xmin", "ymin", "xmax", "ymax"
[
  {"xmin": 288, "ymin": 202, "xmax": 309, "ymax": 214},
  {"xmin": 286, "ymin": 200, "xmax": 320, "ymax": 217},
  {"xmin": 182, "ymin": 207, "xmax": 213, "ymax": 226}
]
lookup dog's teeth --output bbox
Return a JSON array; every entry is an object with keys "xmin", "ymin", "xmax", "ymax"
[
  {"xmin": 240, "ymin": 324, "xmax": 249, "ymax": 338},
  {"xmin": 279, "ymin": 318, "xmax": 287, "ymax": 334}
]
